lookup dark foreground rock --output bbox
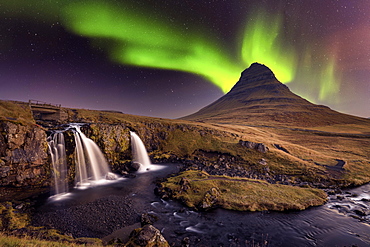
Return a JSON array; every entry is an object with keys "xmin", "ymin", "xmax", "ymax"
[
  {"xmin": 124, "ymin": 224, "xmax": 169, "ymax": 247},
  {"xmin": 0, "ymin": 121, "xmax": 49, "ymax": 187}
]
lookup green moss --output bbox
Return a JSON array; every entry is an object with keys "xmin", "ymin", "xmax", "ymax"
[
  {"xmin": 0, "ymin": 202, "xmax": 29, "ymax": 231},
  {"xmin": 0, "ymin": 202, "xmax": 102, "ymax": 246},
  {"xmin": 161, "ymin": 170, "xmax": 327, "ymax": 211}
]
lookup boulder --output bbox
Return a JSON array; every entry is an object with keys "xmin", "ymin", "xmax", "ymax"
[
  {"xmin": 127, "ymin": 162, "xmax": 141, "ymax": 172},
  {"xmin": 239, "ymin": 140, "xmax": 269, "ymax": 153},
  {"xmin": 199, "ymin": 187, "xmax": 221, "ymax": 210},
  {"xmin": 124, "ymin": 224, "xmax": 169, "ymax": 247},
  {"xmin": 140, "ymin": 213, "xmax": 158, "ymax": 227}
]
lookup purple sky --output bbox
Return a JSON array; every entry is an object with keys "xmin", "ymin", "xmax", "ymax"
[{"xmin": 0, "ymin": 0, "xmax": 369, "ymax": 119}]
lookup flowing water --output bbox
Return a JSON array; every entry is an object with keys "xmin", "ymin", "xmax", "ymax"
[
  {"xmin": 43, "ymin": 126, "xmax": 370, "ymax": 245},
  {"xmin": 34, "ymin": 164, "xmax": 370, "ymax": 246},
  {"xmin": 47, "ymin": 124, "xmax": 117, "ymax": 198},
  {"xmin": 48, "ymin": 131, "xmax": 68, "ymax": 195},
  {"xmin": 130, "ymin": 131, "xmax": 152, "ymax": 172},
  {"xmin": 72, "ymin": 124, "xmax": 114, "ymax": 188},
  {"xmin": 47, "ymin": 132, "xmax": 68, "ymax": 195}
]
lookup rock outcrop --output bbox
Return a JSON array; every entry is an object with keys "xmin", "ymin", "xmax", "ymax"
[
  {"xmin": 239, "ymin": 140, "xmax": 269, "ymax": 153},
  {"xmin": 0, "ymin": 121, "xmax": 49, "ymax": 187},
  {"xmin": 124, "ymin": 224, "xmax": 169, "ymax": 247}
]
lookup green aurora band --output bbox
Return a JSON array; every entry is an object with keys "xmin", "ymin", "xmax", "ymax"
[
  {"xmin": 2, "ymin": 0, "xmax": 342, "ymax": 100},
  {"xmin": 62, "ymin": 2, "xmax": 243, "ymax": 93},
  {"xmin": 61, "ymin": 1, "xmax": 299, "ymax": 93},
  {"xmin": 319, "ymin": 57, "xmax": 340, "ymax": 101},
  {"xmin": 241, "ymin": 10, "xmax": 297, "ymax": 83}
]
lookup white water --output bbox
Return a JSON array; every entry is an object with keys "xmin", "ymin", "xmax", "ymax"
[
  {"xmin": 130, "ymin": 131, "xmax": 152, "ymax": 172},
  {"xmin": 73, "ymin": 125, "xmax": 115, "ymax": 188},
  {"xmin": 47, "ymin": 132, "xmax": 68, "ymax": 196}
]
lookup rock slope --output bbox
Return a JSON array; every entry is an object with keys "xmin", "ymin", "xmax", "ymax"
[{"xmin": 182, "ymin": 63, "xmax": 370, "ymax": 127}]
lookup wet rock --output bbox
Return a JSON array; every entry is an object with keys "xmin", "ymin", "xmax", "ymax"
[
  {"xmin": 337, "ymin": 195, "xmax": 345, "ymax": 200},
  {"xmin": 331, "ymin": 204, "xmax": 351, "ymax": 214},
  {"xmin": 140, "ymin": 213, "xmax": 158, "ymax": 227},
  {"xmin": 106, "ymin": 172, "xmax": 118, "ymax": 180},
  {"xmin": 127, "ymin": 162, "xmax": 141, "ymax": 172},
  {"xmin": 353, "ymin": 208, "xmax": 368, "ymax": 217},
  {"xmin": 352, "ymin": 204, "xmax": 369, "ymax": 216},
  {"xmin": 181, "ymin": 237, "xmax": 190, "ymax": 247},
  {"xmin": 327, "ymin": 190, "xmax": 336, "ymax": 195},
  {"xmin": 125, "ymin": 224, "xmax": 169, "ymax": 247}
]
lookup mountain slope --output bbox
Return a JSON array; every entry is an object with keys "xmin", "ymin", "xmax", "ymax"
[{"xmin": 182, "ymin": 63, "xmax": 369, "ymax": 127}]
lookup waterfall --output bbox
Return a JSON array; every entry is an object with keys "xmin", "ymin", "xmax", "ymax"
[
  {"xmin": 47, "ymin": 132, "xmax": 68, "ymax": 196},
  {"xmin": 130, "ymin": 131, "xmax": 152, "ymax": 171},
  {"xmin": 72, "ymin": 124, "xmax": 114, "ymax": 188},
  {"xmin": 47, "ymin": 123, "xmax": 118, "ymax": 198}
]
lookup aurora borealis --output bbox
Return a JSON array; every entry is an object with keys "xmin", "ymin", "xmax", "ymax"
[
  {"xmin": 62, "ymin": 1, "xmax": 242, "ymax": 93},
  {"xmin": 0, "ymin": 0, "xmax": 369, "ymax": 118}
]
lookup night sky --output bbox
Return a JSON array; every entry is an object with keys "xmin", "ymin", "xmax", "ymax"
[{"xmin": 0, "ymin": 0, "xmax": 369, "ymax": 118}]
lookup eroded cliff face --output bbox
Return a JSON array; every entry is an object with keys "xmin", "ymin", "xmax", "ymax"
[
  {"xmin": 0, "ymin": 121, "xmax": 49, "ymax": 187},
  {"xmin": 82, "ymin": 122, "xmax": 185, "ymax": 172},
  {"xmin": 82, "ymin": 121, "xmax": 235, "ymax": 173}
]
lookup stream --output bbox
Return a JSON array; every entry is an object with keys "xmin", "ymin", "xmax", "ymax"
[{"xmin": 33, "ymin": 164, "xmax": 370, "ymax": 246}]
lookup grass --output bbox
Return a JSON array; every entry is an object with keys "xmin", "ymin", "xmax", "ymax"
[
  {"xmin": 65, "ymin": 104, "xmax": 370, "ymax": 187},
  {"xmin": 0, "ymin": 233, "xmax": 103, "ymax": 247},
  {"xmin": 0, "ymin": 202, "xmax": 102, "ymax": 246},
  {"xmin": 0, "ymin": 100, "xmax": 35, "ymax": 125},
  {"xmin": 161, "ymin": 170, "xmax": 327, "ymax": 211}
]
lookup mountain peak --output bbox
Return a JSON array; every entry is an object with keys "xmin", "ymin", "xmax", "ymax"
[
  {"xmin": 226, "ymin": 63, "xmax": 291, "ymax": 100},
  {"xmin": 232, "ymin": 63, "xmax": 278, "ymax": 91},
  {"xmin": 242, "ymin": 62, "xmax": 276, "ymax": 79},
  {"xmin": 182, "ymin": 63, "xmax": 369, "ymax": 127}
]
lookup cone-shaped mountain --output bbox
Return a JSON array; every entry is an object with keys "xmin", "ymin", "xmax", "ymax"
[{"xmin": 182, "ymin": 63, "xmax": 369, "ymax": 127}]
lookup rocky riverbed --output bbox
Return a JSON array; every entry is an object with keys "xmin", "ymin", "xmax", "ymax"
[{"xmin": 33, "ymin": 195, "xmax": 139, "ymax": 238}]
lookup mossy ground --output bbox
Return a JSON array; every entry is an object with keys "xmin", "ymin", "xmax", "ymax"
[
  {"xmin": 64, "ymin": 104, "xmax": 370, "ymax": 187},
  {"xmin": 161, "ymin": 170, "xmax": 328, "ymax": 211},
  {"xmin": 0, "ymin": 202, "xmax": 102, "ymax": 246},
  {"xmin": 0, "ymin": 100, "xmax": 35, "ymax": 125},
  {"xmin": 0, "ymin": 233, "xmax": 103, "ymax": 247}
]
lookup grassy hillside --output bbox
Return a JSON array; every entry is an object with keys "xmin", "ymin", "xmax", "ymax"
[
  {"xmin": 0, "ymin": 100, "xmax": 35, "ymax": 125},
  {"xmin": 63, "ymin": 104, "xmax": 370, "ymax": 188}
]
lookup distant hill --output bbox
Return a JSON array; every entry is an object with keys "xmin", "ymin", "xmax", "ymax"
[{"xmin": 182, "ymin": 63, "xmax": 370, "ymax": 127}]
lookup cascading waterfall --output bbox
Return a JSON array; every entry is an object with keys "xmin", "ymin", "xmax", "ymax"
[
  {"xmin": 47, "ymin": 123, "xmax": 118, "ymax": 197},
  {"xmin": 130, "ymin": 131, "xmax": 152, "ymax": 171},
  {"xmin": 72, "ymin": 124, "xmax": 115, "ymax": 188},
  {"xmin": 47, "ymin": 132, "xmax": 68, "ymax": 196}
]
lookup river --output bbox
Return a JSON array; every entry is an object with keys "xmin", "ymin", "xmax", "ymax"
[{"xmin": 33, "ymin": 164, "xmax": 370, "ymax": 246}]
